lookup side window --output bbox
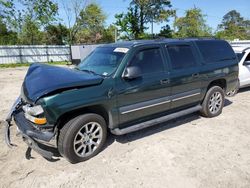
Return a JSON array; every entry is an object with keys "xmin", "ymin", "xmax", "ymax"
[
  {"xmin": 245, "ymin": 53, "xmax": 250, "ymax": 61},
  {"xmin": 195, "ymin": 40, "xmax": 236, "ymax": 63},
  {"xmin": 166, "ymin": 45, "xmax": 196, "ymax": 70},
  {"xmin": 129, "ymin": 48, "xmax": 165, "ymax": 74}
]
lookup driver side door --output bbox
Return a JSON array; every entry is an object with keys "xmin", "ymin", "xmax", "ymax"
[
  {"xmin": 115, "ymin": 45, "xmax": 171, "ymax": 127},
  {"xmin": 239, "ymin": 52, "xmax": 250, "ymax": 87}
]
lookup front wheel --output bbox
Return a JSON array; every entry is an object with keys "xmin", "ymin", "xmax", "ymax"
[
  {"xmin": 200, "ymin": 86, "xmax": 225, "ymax": 118},
  {"xmin": 58, "ymin": 113, "xmax": 107, "ymax": 163}
]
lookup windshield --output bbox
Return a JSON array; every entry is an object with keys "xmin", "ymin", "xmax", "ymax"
[
  {"xmin": 236, "ymin": 52, "xmax": 245, "ymax": 62},
  {"xmin": 78, "ymin": 47, "xmax": 128, "ymax": 76}
]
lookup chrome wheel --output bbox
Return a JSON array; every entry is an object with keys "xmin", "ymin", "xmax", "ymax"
[
  {"xmin": 208, "ymin": 92, "xmax": 223, "ymax": 114},
  {"xmin": 73, "ymin": 122, "xmax": 103, "ymax": 157}
]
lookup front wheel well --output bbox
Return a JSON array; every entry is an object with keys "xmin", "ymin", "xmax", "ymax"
[{"xmin": 56, "ymin": 105, "xmax": 109, "ymax": 130}]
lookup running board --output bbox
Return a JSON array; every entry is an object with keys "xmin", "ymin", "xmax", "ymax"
[{"xmin": 111, "ymin": 105, "xmax": 202, "ymax": 135}]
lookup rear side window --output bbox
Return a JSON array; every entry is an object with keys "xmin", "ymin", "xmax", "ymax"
[
  {"xmin": 196, "ymin": 40, "xmax": 236, "ymax": 63},
  {"xmin": 129, "ymin": 48, "xmax": 165, "ymax": 74},
  {"xmin": 166, "ymin": 45, "xmax": 197, "ymax": 70}
]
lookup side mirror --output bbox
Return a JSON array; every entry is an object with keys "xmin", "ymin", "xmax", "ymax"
[
  {"xmin": 123, "ymin": 66, "xmax": 142, "ymax": 80},
  {"xmin": 243, "ymin": 61, "xmax": 250, "ymax": 66}
]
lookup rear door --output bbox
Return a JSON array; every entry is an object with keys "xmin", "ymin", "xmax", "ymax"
[
  {"xmin": 164, "ymin": 42, "xmax": 202, "ymax": 109},
  {"xmin": 115, "ymin": 45, "xmax": 171, "ymax": 126}
]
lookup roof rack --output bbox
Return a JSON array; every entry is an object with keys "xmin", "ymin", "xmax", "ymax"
[{"xmin": 178, "ymin": 37, "xmax": 218, "ymax": 40}]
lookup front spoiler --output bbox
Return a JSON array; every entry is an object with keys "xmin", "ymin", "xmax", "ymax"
[{"xmin": 4, "ymin": 97, "xmax": 55, "ymax": 160}]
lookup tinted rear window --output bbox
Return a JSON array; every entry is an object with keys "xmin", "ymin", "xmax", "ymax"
[
  {"xmin": 167, "ymin": 45, "xmax": 197, "ymax": 70},
  {"xmin": 195, "ymin": 40, "xmax": 236, "ymax": 63}
]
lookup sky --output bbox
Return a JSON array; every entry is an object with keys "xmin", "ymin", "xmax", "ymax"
[{"xmin": 57, "ymin": 0, "xmax": 250, "ymax": 33}]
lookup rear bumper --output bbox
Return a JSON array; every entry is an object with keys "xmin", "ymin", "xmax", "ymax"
[{"xmin": 4, "ymin": 97, "xmax": 55, "ymax": 159}]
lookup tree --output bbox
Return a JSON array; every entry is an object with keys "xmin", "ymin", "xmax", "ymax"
[
  {"xmin": 216, "ymin": 10, "xmax": 249, "ymax": 40},
  {"xmin": 0, "ymin": 17, "xmax": 18, "ymax": 45},
  {"xmin": 115, "ymin": 0, "xmax": 174, "ymax": 39},
  {"xmin": 60, "ymin": 0, "xmax": 89, "ymax": 44},
  {"xmin": 43, "ymin": 24, "xmax": 69, "ymax": 45},
  {"xmin": 75, "ymin": 3, "xmax": 106, "ymax": 44},
  {"xmin": 174, "ymin": 8, "xmax": 212, "ymax": 38},
  {"xmin": 158, "ymin": 24, "xmax": 172, "ymax": 38},
  {"xmin": 115, "ymin": 5, "xmax": 141, "ymax": 39},
  {"xmin": 19, "ymin": 16, "xmax": 43, "ymax": 44},
  {"xmin": 101, "ymin": 24, "xmax": 116, "ymax": 43},
  {"xmin": 1, "ymin": 0, "xmax": 58, "ymax": 44}
]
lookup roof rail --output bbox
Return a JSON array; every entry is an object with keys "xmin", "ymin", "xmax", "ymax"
[{"xmin": 178, "ymin": 37, "xmax": 218, "ymax": 40}]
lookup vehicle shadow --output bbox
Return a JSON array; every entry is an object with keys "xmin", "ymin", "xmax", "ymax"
[
  {"xmin": 111, "ymin": 113, "xmax": 200, "ymax": 144},
  {"xmin": 29, "ymin": 99, "xmax": 233, "ymax": 162},
  {"xmin": 224, "ymin": 98, "xmax": 233, "ymax": 107},
  {"xmin": 238, "ymin": 86, "xmax": 250, "ymax": 94},
  {"xmin": 111, "ymin": 99, "xmax": 233, "ymax": 145}
]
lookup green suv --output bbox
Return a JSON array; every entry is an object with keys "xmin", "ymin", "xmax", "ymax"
[{"xmin": 5, "ymin": 39, "xmax": 239, "ymax": 163}]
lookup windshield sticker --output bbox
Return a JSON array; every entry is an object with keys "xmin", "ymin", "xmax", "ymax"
[{"xmin": 114, "ymin": 47, "xmax": 129, "ymax": 53}]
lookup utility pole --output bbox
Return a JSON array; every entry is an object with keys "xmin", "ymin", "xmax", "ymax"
[{"xmin": 151, "ymin": 19, "xmax": 154, "ymax": 38}]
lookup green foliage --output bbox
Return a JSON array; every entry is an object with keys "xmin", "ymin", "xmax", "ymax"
[
  {"xmin": 100, "ymin": 25, "xmax": 116, "ymax": 43},
  {"xmin": 0, "ymin": 17, "xmax": 18, "ymax": 45},
  {"xmin": 19, "ymin": 16, "xmax": 43, "ymax": 45},
  {"xmin": 115, "ymin": 0, "xmax": 174, "ymax": 40},
  {"xmin": 158, "ymin": 25, "xmax": 173, "ymax": 38},
  {"xmin": 174, "ymin": 8, "xmax": 212, "ymax": 38},
  {"xmin": 0, "ymin": 0, "xmax": 58, "ymax": 45},
  {"xmin": 75, "ymin": 3, "xmax": 106, "ymax": 44},
  {"xmin": 43, "ymin": 24, "xmax": 69, "ymax": 45},
  {"xmin": 115, "ymin": 6, "xmax": 142, "ymax": 40},
  {"xmin": 216, "ymin": 10, "xmax": 250, "ymax": 40},
  {"xmin": 0, "ymin": 61, "xmax": 68, "ymax": 68}
]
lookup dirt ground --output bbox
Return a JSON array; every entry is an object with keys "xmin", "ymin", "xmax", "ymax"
[{"xmin": 0, "ymin": 67, "xmax": 250, "ymax": 188}]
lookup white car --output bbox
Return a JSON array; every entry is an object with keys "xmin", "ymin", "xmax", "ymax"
[{"xmin": 227, "ymin": 46, "xmax": 250, "ymax": 96}]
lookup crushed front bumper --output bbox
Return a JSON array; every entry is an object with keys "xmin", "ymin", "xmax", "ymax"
[{"xmin": 4, "ymin": 97, "xmax": 55, "ymax": 159}]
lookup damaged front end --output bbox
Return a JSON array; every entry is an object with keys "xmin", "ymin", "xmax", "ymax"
[{"xmin": 4, "ymin": 96, "xmax": 55, "ymax": 159}]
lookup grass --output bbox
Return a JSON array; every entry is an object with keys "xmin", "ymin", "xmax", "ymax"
[{"xmin": 0, "ymin": 61, "xmax": 71, "ymax": 68}]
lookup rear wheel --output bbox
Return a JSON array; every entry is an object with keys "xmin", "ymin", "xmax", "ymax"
[
  {"xmin": 200, "ymin": 86, "xmax": 225, "ymax": 118},
  {"xmin": 58, "ymin": 113, "xmax": 107, "ymax": 163}
]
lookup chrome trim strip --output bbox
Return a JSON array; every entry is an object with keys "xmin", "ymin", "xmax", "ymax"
[
  {"xmin": 120, "ymin": 90, "xmax": 201, "ymax": 115},
  {"xmin": 172, "ymin": 92, "xmax": 201, "ymax": 102},
  {"xmin": 121, "ymin": 100, "xmax": 170, "ymax": 114}
]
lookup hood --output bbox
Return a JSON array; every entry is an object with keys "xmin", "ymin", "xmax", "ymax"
[{"xmin": 22, "ymin": 63, "xmax": 104, "ymax": 102}]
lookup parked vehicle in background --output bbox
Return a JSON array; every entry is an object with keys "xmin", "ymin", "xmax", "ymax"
[
  {"xmin": 4, "ymin": 38, "xmax": 238, "ymax": 163},
  {"xmin": 227, "ymin": 46, "xmax": 250, "ymax": 96}
]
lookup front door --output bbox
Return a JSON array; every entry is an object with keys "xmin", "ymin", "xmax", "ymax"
[
  {"xmin": 115, "ymin": 45, "xmax": 171, "ymax": 126},
  {"xmin": 240, "ymin": 52, "xmax": 250, "ymax": 87},
  {"xmin": 164, "ymin": 42, "xmax": 202, "ymax": 109}
]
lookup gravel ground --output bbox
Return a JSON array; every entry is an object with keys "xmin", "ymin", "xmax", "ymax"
[{"xmin": 0, "ymin": 67, "xmax": 250, "ymax": 188}]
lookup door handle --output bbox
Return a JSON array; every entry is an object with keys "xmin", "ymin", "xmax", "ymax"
[
  {"xmin": 192, "ymin": 73, "xmax": 199, "ymax": 78},
  {"xmin": 160, "ymin": 79, "xmax": 170, "ymax": 85}
]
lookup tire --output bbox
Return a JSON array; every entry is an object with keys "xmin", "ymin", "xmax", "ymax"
[
  {"xmin": 200, "ymin": 86, "xmax": 225, "ymax": 118},
  {"xmin": 58, "ymin": 113, "xmax": 107, "ymax": 163},
  {"xmin": 226, "ymin": 81, "xmax": 239, "ymax": 97}
]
